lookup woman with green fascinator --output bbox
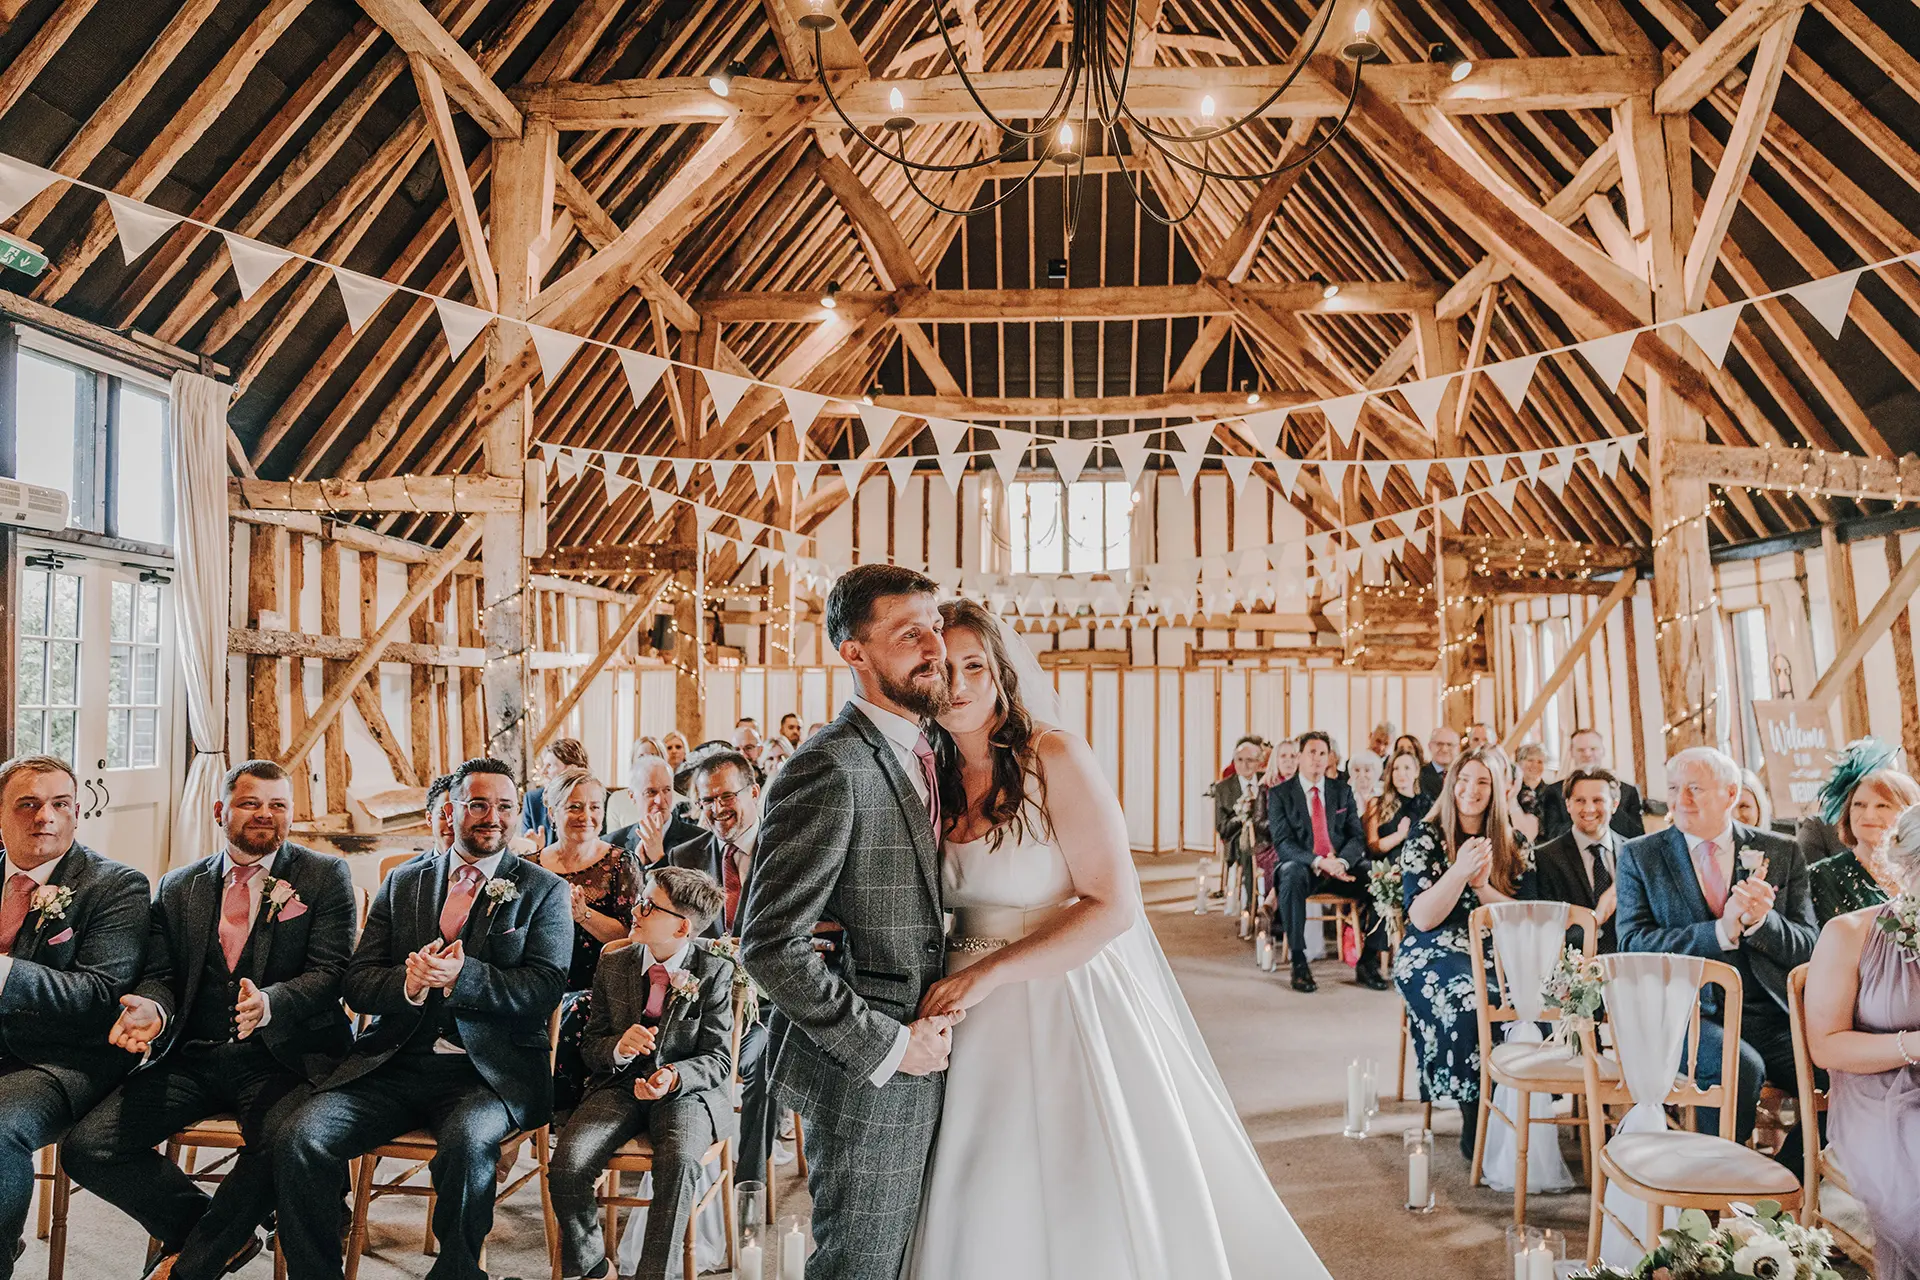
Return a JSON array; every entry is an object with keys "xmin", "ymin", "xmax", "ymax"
[{"xmin": 1802, "ymin": 738, "xmax": 1920, "ymax": 922}]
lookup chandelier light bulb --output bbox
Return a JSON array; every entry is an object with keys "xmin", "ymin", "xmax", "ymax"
[
  {"xmin": 889, "ymin": 86, "xmax": 905, "ymax": 112},
  {"xmin": 1354, "ymin": 7, "xmax": 1372, "ymax": 36},
  {"xmin": 709, "ymin": 70, "xmax": 731, "ymax": 97},
  {"xmin": 1200, "ymin": 95, "xmax": 1216, "ymax": 120},
  {"xmin": 1058, "ymin": 122, "xmax": 1075, "ymax": 148}
]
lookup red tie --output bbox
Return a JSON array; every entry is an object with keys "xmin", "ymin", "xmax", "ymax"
[
  {"xmin": 644, "ymin": 962, "xmax": 670, "ymax": 1020},
  {"xmin": 439, "ymin": 864, "xmax": 483, "ymax": 942},
  {"xmin": 913, "ymin": 734, "xmax": 941, "ymax": 835},
  {"xmin": 1693, "ymin": 839, "xmax": 1728, "ymax": 914},
  {"xmin": 721, "ymin": 843, "xmax": 743, "ymax": 934},
  {"xmin": 219, "ymin": 864, "xmax": 262, "ymax": 970},
  {"xmin": 0, "ymin": 874, "xmax": 34, "ymax": 954},
  {"xmin": 1309, "ymin": 785, "xmax": 1334, "ymax": 859}
]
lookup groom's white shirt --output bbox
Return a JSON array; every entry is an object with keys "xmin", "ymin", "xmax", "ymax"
[{"xmin": 849, "ymin": 696, "xmax": 927, "ymax": 1087}]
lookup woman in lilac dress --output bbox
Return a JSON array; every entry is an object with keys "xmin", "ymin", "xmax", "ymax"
[{"xmin": 1806, "ymin": 804, "xmax": 1920, "ymax": 1280}]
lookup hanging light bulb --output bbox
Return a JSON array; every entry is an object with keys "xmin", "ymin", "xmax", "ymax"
[
  {"xmin": 884, "ymin": 84, "xmax": 913, "ymax": 134},
  {"xmin": 1311, "ymin": 272, "xmax": 1340, "ymax": 301},
  {"xmin": 1242, "ymin": 380, "xmax": 1261, "ymax": 406},
  {"xmin": 888, "ymin": 86, "xmax": 904, "ymax": 112},
  {"xmin": 1344, "ymin": 8, "xmax": 1382, "ymax": 61},
  {"xmin": 1053, "ymin": 121, "xmax": 1080, "ymax": 165},
  {"xmin": 1200, "ymin": 95, "xmax": 1216, "ymax": 121}
]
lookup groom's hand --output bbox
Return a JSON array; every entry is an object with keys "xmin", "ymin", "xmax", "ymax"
[{"xmin": 897, "ymin": 1013, "xmax": 962, "ymax": 1077}]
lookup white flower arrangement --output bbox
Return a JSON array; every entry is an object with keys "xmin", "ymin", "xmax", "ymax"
[
  {"xmin": 1576, "ymin": 1202, "xmax": 1838, "ymax": 1280},
  {"xmin": 482, "ymin": 876, "xmax": 519, "ymax": 905},
  {"xmin": 1876, "ymin": 893, "xmax": 1920, "ymax": 960},
  {"xmin": 1543, "ymin": 947, "xmax": 1606, "ymax": 1055},
  {"xmin": 29, "ymin": 884, "xmax": 74, "ymax": 922}
]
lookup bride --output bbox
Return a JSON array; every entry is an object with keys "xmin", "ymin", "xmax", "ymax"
[{"xmin": 905, "ymin": 598, "xmax": 1331, "ymax": 1279}]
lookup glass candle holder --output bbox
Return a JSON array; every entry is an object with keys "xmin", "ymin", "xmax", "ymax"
[
  {"xmin": 736, "ymin": 1181, "xmax": 768, "ymax": 1278},
  {"xmin": 1343, "ymin": 1058, "xmax": 1371, "ymax": 1138},
  {"xmin": 1403, "ymin": 1128, "xmax": 1435, "ymax": 1212},
  {"xmin": 1505, "ymin": 1225, "xmax": 1558, "ymax": 1280},
  {"xmin": 1193, "ymin": 861, "xmax": 1212, "ymax": 914}
]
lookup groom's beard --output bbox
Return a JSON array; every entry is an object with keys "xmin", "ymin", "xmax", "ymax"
[{"xmin": 877, "ymin": 661, "xmax": 952, "ymax": 719}]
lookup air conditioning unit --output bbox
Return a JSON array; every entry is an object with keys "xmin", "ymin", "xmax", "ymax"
[{"xmin": 0, "ymin": 478, "xmax": 70, "ymax": 532}]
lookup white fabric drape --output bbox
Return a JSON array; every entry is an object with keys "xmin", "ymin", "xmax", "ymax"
[
  {"xmin": 1482, "ymin": 903, "xmax": 1576, "ymax": 1195},
  {"xmin": 167, "ymin": 371, "xmax": 231, "ymax": 871},
  {"xmin": 1598, "ymin": 953, "xmax": 1706, "ymax": 1266}
]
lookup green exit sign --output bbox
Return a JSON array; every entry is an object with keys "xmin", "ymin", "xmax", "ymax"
[{"xmin": 0, "ymin": 232, "xmax": 48, "ymax": 277}]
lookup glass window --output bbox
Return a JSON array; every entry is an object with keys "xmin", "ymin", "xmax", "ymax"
[
  {"xmin": 14, "ymin": 350, "xmax": 89, "ymax": 523},
  {"xmin": 1009, "ymin": 480, "xmax": 1064, "ymax": 574},
  {"xmin": 1010, "ymin": 479, "xmax": 1132, "ymax": 574},
  {"xmin": 15, "ymin": 566, "xmax": 82, "ymax": 761},
  {"xmin": 115, "ymin": 385, "xmax": 171, "ymax": 544},
  {"xmin": 1731, "ymin": 607, "xmax": 1771, "ymax": 764},
  {"xmin": 8, "ymin": 341, "xmax": 169, "ymax": 545},
  {"xmin": 106, "ymin": 579, "xmax": 165, "ymax": 769}
]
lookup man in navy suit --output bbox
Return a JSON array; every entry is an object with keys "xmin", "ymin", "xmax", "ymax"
[
  {"xmin": 66, "ymin": 760, "xmax": 357, "ymax": 1280},
  {"xmin": 1267, "ymin": 732, "xmax": 1389, "ymax": 993},
  {"xmin": 272, "ymin": 757, "xmax": 571, "ymax": 1280},
  {"xmin": 1616, "ymin": 745, "xmax": 1817, "ymax": 1163},
  {"xmin": 0, "ymin": 755, "xmax": 150, "ymax": 1280}
]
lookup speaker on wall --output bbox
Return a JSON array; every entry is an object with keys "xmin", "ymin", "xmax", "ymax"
[{"xmin": 650, "ymin": 614, "xmax": 675, "ymax": 651}]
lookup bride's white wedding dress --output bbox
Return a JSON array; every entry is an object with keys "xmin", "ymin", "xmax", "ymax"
[{"xmin": 905, "ymin": 822, "xmax": 1333, "ymax": 1279}]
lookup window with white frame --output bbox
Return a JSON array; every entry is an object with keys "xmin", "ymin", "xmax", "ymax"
[
  {"xmin": 1729, "ymin": 606, "xmax": 1771, "ymax": 766},
  {"xmin": 1007, "ymin": 478, "xmax": 1132, "ymax": 574}
]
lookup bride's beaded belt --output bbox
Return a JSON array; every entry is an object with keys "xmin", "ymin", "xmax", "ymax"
[{"xmin": 946, "ymin": 903, "xmax": 1068, "ymax": 954}]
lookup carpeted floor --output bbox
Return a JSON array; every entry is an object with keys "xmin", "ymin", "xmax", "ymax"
[{"xmin": 15, "ymin": 853, "xmax": 1786, "ymax": 1280}]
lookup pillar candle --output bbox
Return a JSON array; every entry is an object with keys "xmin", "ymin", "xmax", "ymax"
[
  {"xmin": 1345, "ymin": 1061, "xmax": 1365, "ymax": 1132},
  {"xmin": 1527, "ymin": 1246, "xmax": 1554, "ymax": 1280},
  {"xmin": 740, "ymin": 1242, "xmax": 764, "ymax": 1279},
  {"xmin": 1407, "ymin": 1146, "xmax": 1429, "ymax": 1207},
  {"xmin": 781, "ymin": 1224, "xmax": 805, "ymax": 1280}
]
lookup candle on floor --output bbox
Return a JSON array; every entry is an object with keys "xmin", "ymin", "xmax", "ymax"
[
  {"xmin": 1344, "ymin": 1059, "xmax": 1367, "ymax": 1137},
  {"xmin": 1527, "ymin": 1246, "xmax": 1554, "ymax": 1280},
  {"xmin": 1404, "ymin": 1128, "xmax": 1431, "ymax": 1211},
  {"xmin": 1193, "ymin": 862, "xmax": 1211, "ymax": 914},
  {"xmin": 781, "ymin": 1222, "xmax": 805, "ymax": 1280},
  {"xmin": 739, "ymin": 1241, "xmax": 764, "ymax": 1279}
]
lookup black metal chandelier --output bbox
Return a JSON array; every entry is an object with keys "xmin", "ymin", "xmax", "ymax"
[{"xmin": 798, "ymin": 0, "xmax": 1384, "ymax": 233}]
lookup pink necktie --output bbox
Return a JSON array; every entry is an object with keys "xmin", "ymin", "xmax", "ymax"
[
  {"xmin": 1693, "ymin": 839, "xmax": 1728, "ymax": 914},
  {"xmin": 913, "ymin": 734, "xmax": 941, "ymax": 835},
  {"xmin": 0, "ymin": 874, "xmax": 33, "ymax": 954},
  {"xmin": 644, "ymin": 962, "xmax": 670, "ymax": 1020},
  {"xmin": 439, "ymin": 864, "xmax": 483, "ymax": 942},
  {"xmin": 219, "ymin": 865, "xmax": 262, "ymax": 970}
]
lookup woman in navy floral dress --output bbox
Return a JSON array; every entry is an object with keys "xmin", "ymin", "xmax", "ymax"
[{"xmin": 1394, "ymin": 746, "xmax": 1535, "ymax": 1158}]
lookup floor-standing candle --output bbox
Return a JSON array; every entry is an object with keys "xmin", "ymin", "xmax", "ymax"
[
  {"xmin": 1527, "ymin": 1245, "xmax": 1554, "ymax": 1280},
  {"xmin": 740, "ymin": 1240, "xmax": 764, "ymax": 1279},
  {"xmin": 1408, "ymin": 1144, "xmax": 1429, "ymax": 1207},
  {"xmin": 781, "ymin": 1223, "xmax": 805, "ymax": 1280},
  {"xmin": 1193, "ymin": 863, "xmax": 1211, "ymax": 914},
  {"xmin": 1344, "ymin": 1060, "xmax": 1366, "ymax": 1136}
]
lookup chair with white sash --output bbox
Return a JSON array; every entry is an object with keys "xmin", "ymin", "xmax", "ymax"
[
  {"xmin": 1468, "ymin": 901, "xmax": 1599, "ymax": 1224},
  {"xmin": 1786, "ymin": 963, "xmax": 1874, "ymax": 1271},
  {"xmin": 1581, "ymin": 954, "xmax": 1801, "ymax": 1268}
]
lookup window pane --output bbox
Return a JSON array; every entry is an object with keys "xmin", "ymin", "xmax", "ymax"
[
  {"xmin": 116, "ymin": 387, "xmax": 170, "ymax": 544},
  {"xmin": 134, "ymin": 647, "xmax": 159, "ymax": 703},
  {"xmin": 107, "ymin": 708, "xmax": 127, "ymax": 770},
  {"xmin": 18, "ymin": 640, "xmax": 46, "ymax": 705},
  {"xmin": 52, "ymin": 572, "xmax": 80, "ymax": 638},
  {"xmin": 20, "ymin": 569, "xmax": 47, "ymax": 633},
  {"xmin": 137, "ymin": 583, "xmax": 161, "ymax": 644},
  {"xmin": 14, "ymin": 352, "xmax": 81, "ymax": 507},
  {"xmin": 16, "ymin": 709, "xmax": 42, "ymax": 755},
  {"xmin": 48, "ymin": 640, "xmax": 78, "ymax": 704},
  {"xmin": 49, "ymin": 710, "xmax": 75, "ymax": 761},
  {"xmin": 1101, "ymin": 481, "xmax": 1132, "ymax": 569},
  {"xmin": 108, "ymin": 647, "xmax": 130, "ymax": 703},
  {"xmin": 110, "ymin": 580, "xmax": 132, "ymax": 641},
  {"xmin": 133, "ymin": 708, "xmax": 158, "ymax": 768},
  {"xmin": 1064, "ymin": 482, "xmax": 1103, "ymax": 573}
]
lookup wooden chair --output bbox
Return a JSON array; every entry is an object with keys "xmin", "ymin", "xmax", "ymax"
[
  {"xmin": 1786, "ymin": 964, "xmax": 1875, "ymax": 1271},
  {"xmin": 545, "ymin": 937, "xmax": 743, "ymax": 1280},
  {"xmin": 1466, "ymin": 902, "xmax": 1602, "ymax": 1225},
  {"xmin": 1277, "ymin": 894, "xmax": 1359, "ymax": 965},
  {"xmin": 1581, "ymin": 956, "xmax": 1801, "ymax": 1266},
  {"xmin": 31, "ymin": 1145, "xmax": 70, "ymax": 1280},
  {"xmin": 376, "ymin": 850, "xmax": 421, "ymax": 882},
  {"xmin": 158, "ymin": 1117, "xmax": 288, "ymax": 1280}
]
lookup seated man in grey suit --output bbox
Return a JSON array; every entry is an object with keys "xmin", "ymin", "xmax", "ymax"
[
  {"xmin": 65, "ymin": 759, "xmax": 357, "ymax": 1280},
  {"xmin": 0, "ymin": 754, "xmax": 150, "ymax": 1280},
  {"xmin": 548, "ymin": 867, "xmax": 735, "ymax": 1280},
  {"xmin": 272, "ymin": 757, "xmax": 571, "ymax": 1280},
  {"xmin": 1616, "ymin": 745, "xmax": 1817, "ymax": 1164}
]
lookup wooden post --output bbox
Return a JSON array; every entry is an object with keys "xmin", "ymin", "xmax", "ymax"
[
  {"xmin": 1885, "ymin": 538, "xmax": 1920, "ymax": 765},
  {"xmin": 1821, "ymin": 525, "xmax": 1870, "ymax": 739},
  {"xmin": 246, "ymin": 524, "xmax": 281, "ymax": 761},
  {"xmin": 769, "ymin": 419, "xmax": 799, "ymax": 666},
  {"xmin": 318, "ymin": 542, "xmax": 348, "ymax": 815},
  {"xmin": 482, "ymin": 119, "xmax": 556, "ymax": 777},
  {"xmin": 1619, "ymin": 99, "xmax": 1718, "ymax": 751},
  {"xmin": 1441, "ymin": 548, "xmax": 1475, "ymax": 727}
]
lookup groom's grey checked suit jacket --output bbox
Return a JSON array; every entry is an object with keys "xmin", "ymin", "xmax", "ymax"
[{"xmin": 740, "ymin": 700, "xmax": 946, "ymax": 1279}]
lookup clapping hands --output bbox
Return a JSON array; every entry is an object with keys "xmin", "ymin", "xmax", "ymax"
[
  {"xmin": 1729, "ymin": 856, "xmax": 1774, "ymax": 932},
  {"xmin": 1454, "ymin": 836, "xmax": 1494, "ymax": 889},
  {"xmin": 404, "ymin": 938, "xmax": 464, "ymax": 1001}
]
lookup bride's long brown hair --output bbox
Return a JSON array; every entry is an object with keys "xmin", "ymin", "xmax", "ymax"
[{"xmin": 928, "ymin": 598, "xmax": 1052, "ymax": 850}]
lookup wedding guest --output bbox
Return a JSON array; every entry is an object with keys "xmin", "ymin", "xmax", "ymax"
[
  {"xmin": 1528, "ymin": 768, "xmax": 1622, "ymax": 953},
  {"xmin": 1615, "ymin": 746, "xmax": 1817, "ymax": 1159},
  {"xmin": 65, "ymin": 761, "xmax": 355, "ymax": 1280},
  {"xmin": 521, "ymin": 738, "xmax": 593, "ymax": 846},
  {"xmin": 0, "ymin": 756, "xmax": 149, "ymax": 1280},
  {"xmin": 548, "ymin": 868, "xmax": 735, "ymax": 1280},
  {"xmin": 1422, "ymin": 726, "xmax": 1459, "ymax": 796},
  {"xmin": 1804, "ymin": 741, "xmax": 1920, "ymax": 922},
  {"xmin": 531, "ymin": 768, "xmax": 643, "ymax": 1112},
  {"xmin": 1509, "ymin": 743, "xmax": 1549, "ymax": 843},
  {"xmin": 777, "ymin": 713, "xmax": 803, "ymax": 750},
  {"xmin": 1468, "ymin": 722, "xmax": 1495, "ymax": 751},
  {"xmin": 1805, "ymin": 804, "xmax": 1920, "ymax": 1280},
  {"xmin": 608, "ymin": 755, "xmax": 702, "ymax": 872},
  {"xmin": 1367, "ymin": 749, "xmax": 1426, "ymax": 863},
  {"xmin": 1368, "ymin": 722, "xmax": 1395, "ymax": 759},
  {"xmin": 272, "ymin": 758, "xmax": 571, "ymax": 1280},
  {"xmin": 424, "ymin": 772, "xmax": 456, "ymax": 853},
  {"xmin": 603, "ymin": 739, "xmax": 666, "ymax": 831},
  {"xmin": 1346, "ymin": 750, "xmax": 1382, "ymax": 804},
  {"xmin": 805, "ymin": 722, "xmax": 826, "ymax": 740},
  {"xmin": 1735, "ymin": 769, "xmax": 1772, "ymax": 830},
  {"xmin": 1537, "ymin": 728, "xmax": 1646, "ymax": 842},
  {"xmin": 1263, "ymin": 737, "xmax": 1300, "ymax": 789},
  {"xmin": 1395, "ymin": 748, "xmax": 1533, "ymax": 1158},
  {"xmin": 1216, "ymin": 738, "xmax": 1267, "ymax": 912},
  {"xmin": 733, "ymin": 724, "xmax": 768, "ymax": 784},
  {"xmin": 761, "ymin": 733, "xmax": 791, "ymax": 775},
  {"xmin": 1268, "ymin": 732, "xmax": 1390, "ymax": 994},
  {"xmin": 660, "ymin": 732, "xmax": 689, "ymax": 773}
]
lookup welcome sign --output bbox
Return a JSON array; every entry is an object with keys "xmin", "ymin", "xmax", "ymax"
[{"xmin": 1751, "ymin": 699, "xmax": 1840, "ymax": 820}]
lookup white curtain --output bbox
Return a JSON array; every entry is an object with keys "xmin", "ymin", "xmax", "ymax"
[
  {"xmin": 1481, "ymin": 902, "xmax": 1577, "ymax": 1195},
  {"xmin": 168, "ymin": 371, "xmax": 231, "ymax": 871},
  {"xmin": 1598, "ymin": 952, "xmax": 1707, "ymax": 1266}
]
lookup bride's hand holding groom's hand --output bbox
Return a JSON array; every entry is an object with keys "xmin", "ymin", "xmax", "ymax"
[
  {"xmin": 918, "ymin": 966, "xmax": 997, "ymax": 1020},
  {"xmin": 898, "ymin": 1011, "xmax": 964, "ymax": 1076}
]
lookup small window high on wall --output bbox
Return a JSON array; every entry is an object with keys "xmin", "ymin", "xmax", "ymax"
[
  {"xmin": 1007, "ymin": 478, "xmax": 1132, "ymax": 574},
  {"xmin": 5, "ymin": 332, "xmax": 174, "ymax": 547}
]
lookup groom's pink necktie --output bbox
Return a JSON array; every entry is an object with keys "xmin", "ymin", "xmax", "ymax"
[{"xmin": 913, "ymin": 734, "xmax": 941, "ymax": 835}]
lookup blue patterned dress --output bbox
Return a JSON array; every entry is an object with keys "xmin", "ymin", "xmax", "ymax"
[{"xmin": 1392, "ymin": 821, "xmax": 1535, "ymax": 1104}]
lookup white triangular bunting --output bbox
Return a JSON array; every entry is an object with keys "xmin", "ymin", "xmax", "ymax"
[
  {"xmin": 554, "ymin": 449, "xmax": 584, "ymax": 484},
  {"xmin": 1047, "ymin": 436, "xmax": 1095, "ymax": 485},
  {"xmin": 330, "ymin": 267, "xmax": 397, "ymax": 332},
  {"xmin": 1439, "ymin": 494, "xmax": 1469, "ymax": 526},
  {"xmin": 1392, "ymin": 508, "xmax": 1420, "ymax": 536},
  {"xmin": 538, "ymin": 441, "xmax": 558, "ymax": 468},
  {"xmin": 1408, "ymin": 526, "xmax": 1429, "ymax": 553},
  {"xmin": 221, "ymin": 232, "xmax": 294, "ymax": 301},
  {"xmin": 781, "ymin": 387, "xmax": 828, "ymax": 433},
  {"xmin": 886, "ymin": 455, "xmax": 917, "ymax": 492},
  {"xmin": 707, "ymin": 459, "xmax": 738, "ymax": 491},
  {"xmin": 528, "ymin": 323, "xmax": 587, "ymax": 384},
  {"xmin": 1404, "ymin": 459, "xmax": 1432, "ymax": 492},
  {"xmin": 694, "ymin": 504, "xmax": 719, "ymax": 535},
  {"xmin": 937, "ymin": 450, "xmax": 968, "ymax": 494},
  {"xmin": 433, "ymin": 297, "xmax": 492, "ymax": 359},
  {"xmin": 703, "ymin": 369, "xmax": 754, "ymax": 426},
  {"xmin": 1491, "ymin": 479, "xmax": 1519, "ymax": 513},
  {"xmin": 1362, "ymin": 460, "xmax": 1391, "ymax": 493},
  {"xmin": 604, "ymin": 465, "xmax": 636, "ymax": 503},
  {"xmin": 1321, "ymin": 393, "xmax": 1367, "ymax": 446},
  {"xmin": 1320, "ymin": 460, "xmax": 1349, "ymax": 488},
  {"xmin": 1486, "ymin": 354, "xmax": 1542, "ymax": 411},
  {"xmin": 837, "ymin": 459, "xmax": 871, "ymax": 492},
  {"xmin": 855, "ymin": 403, "xmax": 903, "ymax": 454},
  {"xmin": 1787, "ymin": 268, "xmax": 1864, "ymax": 340},
  {"xmin": 1170, "ymin": 443, "xmax": 1204, "ymax": 492},
  {"xmin": 1237, "ymin": 408, "xmax": 1289, "ymax": 454},
  {"xmin": 670, "ymin": 457, "xmax": 696, "ymax": 490},
  {"xmin": 1576, "ymin": 330, "xmax": 1638, "ymax": 392},
  {"xmin": 618, "ymin": 351, "xmax": 671, "ymax": 404},
  {"xmin": 1675, "ymin": 302, "xmax": 1743, "ymax": 368},
  {"xmin": 1400, "ymin": 376, "xmax": 1452, "ymax": 434},
  {"xmin": 1443, "ymin": 458, "xmax": 1472, "ymax": 491},
  {"xmin": 792, "ymin": 460, "xmax": 822, "ymax": 495},
  {"xmin": 990, "ymin": 439, "xmax": 1027, "ymax": 491},
  {"xmin": 1222, "ymin": 454, "xmax": 1255, "ymax": 492},
  {"xmin": 1172, "ymin": 421, "xmax": 1215, "ymax": 457},
  {"xmin": 747, "ymin": 461, "xmax": 775, "ymax": 497},
  {"xmin": 926, "ymin": 417, "xmax": 969, "ymax": 455},
  {"xmin": 648, "ymin": 487, "xmax": 676, "ymax": 521},
  {"xmin": 1271, "ymin": 458, "xmax": 1301, "ymax": 496},
  {"xmin": 0, "ymin": 155, "xmax": 59, "ymax": 223},
  {"xmin": 1108, "ymin": 436, "xmax": 1151, "ymax": 487},
  {"xmin": 106, "ymin": 195, "xmax": 181, "ymax": 262},
  {"xmin": 1540, "ymin": 461, "xmax": 1571, "ymax": 496}
]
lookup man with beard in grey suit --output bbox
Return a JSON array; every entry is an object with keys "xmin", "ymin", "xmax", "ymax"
[{"xmin": 740, "ymin": 564, "xmax": 961, "ymax": 1280}]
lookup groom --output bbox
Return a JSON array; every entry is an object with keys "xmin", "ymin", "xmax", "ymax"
[{"xmin": 741, "ymin": 564, "xmax": 960, "ymax": 1279}]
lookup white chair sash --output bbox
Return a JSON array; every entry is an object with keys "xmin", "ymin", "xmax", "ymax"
[
  {"xmin": 1482, "ymin": 902, "xmax": 1575, "ymax": 1195},
  {"xmin": 1597, "ymin": 952, "xmax": 1707, "ymax": 1266}
]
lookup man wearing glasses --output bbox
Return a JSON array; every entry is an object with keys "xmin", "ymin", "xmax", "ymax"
[
  {"xmin": 669, "ymin": 750, "xmax": 779, "ymax": 1185},
  {"xmin": 271, "ymin": 758, "xmax": 571, "ymax": 1280}
]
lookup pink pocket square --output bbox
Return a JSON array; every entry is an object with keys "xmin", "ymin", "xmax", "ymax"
[
  {"xmin": 277, "ymin": 900, "xmax": 308, "ymax": 921},
  {"xmin": 46, "ymin": 928, "xmax": 73, "ymax": 945}
]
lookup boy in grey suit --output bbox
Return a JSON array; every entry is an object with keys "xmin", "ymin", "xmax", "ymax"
[
  {"xmin": 549, "ymin": 866, "xmax": 735, "ymax": 1280},
  {"xmin": 741, "ymin": 565, "xmax": 961, "ymax": 1280}
]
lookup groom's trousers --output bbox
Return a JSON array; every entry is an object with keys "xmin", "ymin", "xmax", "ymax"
[{"xmin": 794, "ymin": 1075, "xmax": 944, "ymax": 1280}]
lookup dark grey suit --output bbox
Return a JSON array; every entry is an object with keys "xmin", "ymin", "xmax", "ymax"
[
  {"xmin": 740, "ymin": 703, "xmax": 946, "ymax": 1280},
  {"xmin": 0, "ymin": 842, "xmax": 148, "ymax": 1280},
  {"xmin": 273, "ymin": 849, "xmax": 570, "ymax": 1280},
  {"xmin": 549, "ymin": 941, "xmax": 735, "ymax": 1280},
  {"xmin": 65, "ymin": 842, "xmax": 355, "ymax": 1279},
  {"xmin": 1616, "ymin": 822, "xmax": 1817, "ymax": 1155}
]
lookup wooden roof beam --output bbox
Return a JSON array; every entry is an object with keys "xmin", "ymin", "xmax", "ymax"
[
  {"xmin": 355, "ymin": 0, "xmax": 521, "ymax": 136},
  {"xmin": 412, "ymin": 55, "xmax": 499, "ymax": 310},
  {"xmin": 814, "ymin": 390, "xmax": 1317, "ymax": 421},
  {"xmin": 699, "ymin": 280, "xmax": 1443, "ymax": 321},
  {"xmin": 1654, "ymin": 0, "xmax": 1804, "ymax": 115}
]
